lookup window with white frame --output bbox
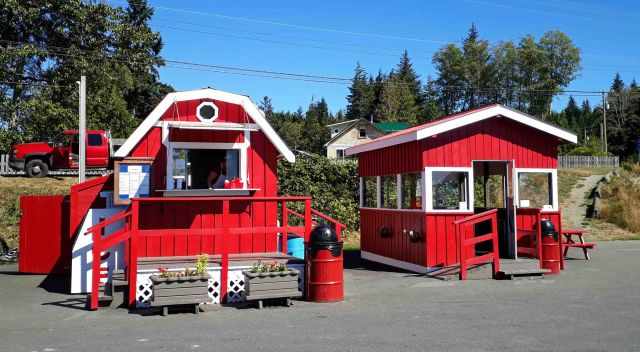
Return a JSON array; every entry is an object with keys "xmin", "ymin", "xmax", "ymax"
[
  {"xmin": 335, "ymin": 148, "xmax": 346, "ymax": 159},
  {"xmin": 380, "ymin": 175, "xmax": 398, "ymax": 209},
  {"xmin": 427, "ymin": 168, "xmax": 472, "ymax": 211},
  {"xmin": 516, "ymin": 169, "xmax": 557, "ymax": 210},
  {"xmin": 401, "ymin": 172, "xmax": 422, "ymax": 209},
  {"xmin": 358, "ymin": 128, "xmax": 367, "ymax": 138},
  {"xmin": 361, "ymin": 176, "xmax": 377, "ymax": 208},
  {"xmin": 167, "ymin": 141, "xmax": 247, "ymax": 190}
]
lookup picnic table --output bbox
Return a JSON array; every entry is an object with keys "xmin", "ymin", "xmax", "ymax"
[{"xmin": 562, "ymin": 229, "xmax": 596, "ymax": 260}]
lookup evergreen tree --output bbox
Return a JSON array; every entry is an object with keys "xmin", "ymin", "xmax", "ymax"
[
  {"xmin": 564, "ymin": 96, "xmax": 581, "ymax": 132},
  {"xmin": 611, "ymin": 73, "xmax": 624, "ymax": 93},
  {"xmin": 0, "ymin": 0, "xmax": 172, "ymax": 150},
  {"xmin": 461, "ymin": 24, "xmax": 493, "ymax": 109},
  {"xmin": 345, "ymin": 63, "xmax": 373, "ymax": 120},
  {"xmin": 395, "ymin": 50, "xmax": 423, "ymax": 105},
  {"xmin": 258, "ymin": 96, "xmax": 274, "ymax": 121}
]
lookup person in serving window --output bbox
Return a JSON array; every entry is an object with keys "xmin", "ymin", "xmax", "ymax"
[{"xmin": 207, "ymin": 160, "xmax": 227, "ymax": 189}]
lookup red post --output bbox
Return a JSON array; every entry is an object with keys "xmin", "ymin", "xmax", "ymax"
[
  {"xmin": 558, "ymin": 210, "xmax": 565, "ymax": 270},
  {"xmin": 458, "ymin": 223, "xmax": 467, "ymax": 280},
  {"xmin": 536, "ymin": 211, "xmax": 543, "ymax": 269},
  {"xmin": 90, "ymin": 228, "xmax": 100, "ymax": 310},
  {"xmin": 128, "ymin": 199, "xmax": 139, "ymax": 308},
  {"xmin": 304, "ymin": 199, "xmax": 312, "ymax": 242},
  {"xmin": 490, "ymin": 214, "xmax": 500, "ymax": 277},
  {"xmin": 220, "ymin": 199, "xmax": 230, "ymax": 304},
  {"xmin": 282, "ymin": 201, "xmax": 288, "ymax": 255}
]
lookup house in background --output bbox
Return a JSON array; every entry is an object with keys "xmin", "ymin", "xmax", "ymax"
[{"xmin": 325, "ymin": 119, "xmax": 409, "ymax": 159}]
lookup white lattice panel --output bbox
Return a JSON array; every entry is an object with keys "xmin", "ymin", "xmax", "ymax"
[
  {"xmin": 207, "ymin": 270, "xmax": 222, "ymax": 304},
  {"xmin": 227, "ymin": 270, "xmax": 246, "ymax": 304},
  {"xmin": 136, "ymin": 274, "xmax": 153, "ymax": 308}
]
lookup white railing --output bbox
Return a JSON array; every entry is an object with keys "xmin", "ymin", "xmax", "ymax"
[
  {"xmin": 558, "ymin": 155, "xmax": 619, "ymax": 169},
  {"xmin": 0, "ymin": 154, "xmax": 109, "ymax": 176},
  {"xmin": 0, "ymin": 154, "xmax": 18, "ymax": 174}
]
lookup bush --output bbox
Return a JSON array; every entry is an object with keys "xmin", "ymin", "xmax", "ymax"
[
  {"xmin": 278, "ymin": 155, "xmax": 359, "ymax": 232},
  {"xmin": 599, "ymin": 163, "xmax": 640, "ymax": 233}
]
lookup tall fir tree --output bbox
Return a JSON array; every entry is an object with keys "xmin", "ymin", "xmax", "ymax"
[{"xmin": 345, "ymin": 63, "xmax": 373, "ymax": 121}]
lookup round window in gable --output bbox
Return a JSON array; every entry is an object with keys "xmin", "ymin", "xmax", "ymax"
[{"xmin": 196, "ymin": 102, "xmax": 219, "ymax": 123}]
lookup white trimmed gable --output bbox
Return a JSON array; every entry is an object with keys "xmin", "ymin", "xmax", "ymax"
[
  {"xmin": 114, "ymin": 88, "xmax": 295, "ymax": 162},
  {"xmin": 345, "ymin": 105, "xmax": 577, "ymax": 156}
]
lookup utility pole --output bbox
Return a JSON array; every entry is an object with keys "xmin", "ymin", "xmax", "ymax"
[
  {"xmin": 78, "ymin": 75, "xmax": 86, "ymax": 183},
  {"xmin": 602, "ymin": 91, "xmax": 608, "ymax": 155}
]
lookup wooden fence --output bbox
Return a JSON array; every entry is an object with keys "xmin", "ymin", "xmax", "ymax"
[{"xmin": 558, "ymin": 155, "xmax": 619, "ymax": 169}]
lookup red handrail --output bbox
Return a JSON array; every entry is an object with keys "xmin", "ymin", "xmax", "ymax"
[
  {"xmin": 455, "ymin": 209, "xmax": 500, "ymax": 280},
  {"xmin": 89, "ymin": 196, "xmax": 321, "ymax": 310},
  {"xmin": 89, "ymin": 210, "xmax": 132, "ymax": 310}
]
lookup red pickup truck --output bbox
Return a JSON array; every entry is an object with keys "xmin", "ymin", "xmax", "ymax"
[{"xmin": 9, "ymin": 130, "xmax": 112, "ymax": 177}]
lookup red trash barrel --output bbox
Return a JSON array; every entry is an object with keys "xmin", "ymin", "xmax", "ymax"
[
  {"xmin": 540, "ymin": 219, "xmax": 561, "ymax": 274},
  {"xmin": 305, "ymin": 224, "xmax": 344, "ymax": 302}
]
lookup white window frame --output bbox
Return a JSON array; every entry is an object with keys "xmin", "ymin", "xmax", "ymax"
[
  {"xmin": 165, "ymin": 135, "xmax": 250, "ymax": 190},
  {"xmin": 335, "ymin": 148, "xmax": 347, "ymax": 159},
  {"xmin": 358, "ymin": 128, "xmax": 367, "ymax": 139},
  {"xmin": 399, "ymin": 171, "xmax": 426, "ymax": 211},
  {"xmin": 195, "ymin": 101, "xmax": 219, "ymax": 123},
  {"xmin": 425, "ymin": 166, "xmax": 474, "ymax": 213},
  {"xmin": 514, "ymin": 168, "xmax": 558, "ymax": 211}
]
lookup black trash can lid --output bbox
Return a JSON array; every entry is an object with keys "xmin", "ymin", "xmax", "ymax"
[
  {"xmin": 310, "ymin": 224, "xmax": 337, "ymax": 244},
  {"xmin": 540, "ymin": 219, "xmax": 556, "ymax": 236}
]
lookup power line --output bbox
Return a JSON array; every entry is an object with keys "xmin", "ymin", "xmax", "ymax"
[
  {"xmin": 109, "ymin": 0, "xmax": 449, "ymax": 45},
  {"xmin": 0, "ymin": 41, "xmax": 618, "ymax": 95}
]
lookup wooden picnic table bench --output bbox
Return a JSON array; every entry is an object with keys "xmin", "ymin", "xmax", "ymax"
[{"xmin": 562, "ymin": 229, "xmax": 596, "ymax": 260}]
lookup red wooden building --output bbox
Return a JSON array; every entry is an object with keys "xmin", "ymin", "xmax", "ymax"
[
  {"xmin": 346, "ymin": 104, "xmax": 577, "ymax": 278},
  {"xmin": 28, "ymin": 88, "xmax": 346, "ymax": 310}
]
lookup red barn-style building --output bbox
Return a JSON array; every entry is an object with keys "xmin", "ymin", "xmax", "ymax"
[
  {"xmin": 29, "ymin": 88, "xmax": 345, "ymax": 310},
  {"xmin": 346, "ymin": 104, "xmax": 577, "ymax": 278}
]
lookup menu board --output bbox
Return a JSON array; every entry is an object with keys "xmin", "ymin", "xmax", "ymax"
[{"xmin": 114, "ymin": 159, "xmax": 153, "ymax": 205}]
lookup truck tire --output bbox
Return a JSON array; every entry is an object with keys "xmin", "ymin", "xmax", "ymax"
[{"xmin": 25, "ymin": 159, "xmax": 49, "ymax": 178}]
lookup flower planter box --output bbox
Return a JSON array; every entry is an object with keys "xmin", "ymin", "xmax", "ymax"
[
  {"xmin": 243, "ymin": 269, "xmax": 302, "ymax": 308},
  {"xmin": 149, "ymin": 275, "xmax": 210, "ymax": 316}
]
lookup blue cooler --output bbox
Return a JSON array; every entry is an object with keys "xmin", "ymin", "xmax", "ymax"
[{"xmin": 287, "ymin": 235, "xmax": 305, "ymax": 259}]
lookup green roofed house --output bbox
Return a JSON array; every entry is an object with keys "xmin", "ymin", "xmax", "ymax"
[{"xmin": 324, "ymin": 119, "xmax": 409, "ymax": 159}]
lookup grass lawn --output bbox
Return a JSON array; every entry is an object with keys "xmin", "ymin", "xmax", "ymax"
[{"xmin": 0, "ymin": 176, "xmax": 76, "ymax": 248}]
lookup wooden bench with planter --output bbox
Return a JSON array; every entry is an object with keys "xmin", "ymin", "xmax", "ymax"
[
  {"xmin": 243, "ymin": 262, "xmax": 302, "ymax": 309},
  {"xmin": 148, "ymin": 255, "xmax": 210, "ymax": 316}
]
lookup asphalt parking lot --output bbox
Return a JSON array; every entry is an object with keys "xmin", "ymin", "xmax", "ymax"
[{"xmin": 1, "ymin": 241, "xmax": 639, "ymax": 352}]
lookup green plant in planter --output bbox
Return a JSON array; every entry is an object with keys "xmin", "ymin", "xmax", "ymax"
[
  {"xmin": 195, "ymin": 254, "xmax": 208, "ymax": 275},
  {"xmin": 249, "ymin": 260, "xmax": 287, "ymax": 273}
]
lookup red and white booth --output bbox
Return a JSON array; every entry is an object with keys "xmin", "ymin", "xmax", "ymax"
[{"xmin": 346, "ymin": 104, "xmax": 577, "ymax": 278}]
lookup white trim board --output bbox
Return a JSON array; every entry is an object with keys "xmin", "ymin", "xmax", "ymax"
[
  {"xmin": 115, "ymin": 88, "xmax": 295, "ymax": 162},
  {"xmin": 345, "ymin": 104, "xmax": 577, "ymax": 156},
  {"xmin": 361, "ymin": 251, "xmax": 431, "ymax": 274}
]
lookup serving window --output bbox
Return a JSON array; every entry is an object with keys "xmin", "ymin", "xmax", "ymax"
[
  {"xmin": 426, "ymin": 167, "xmax": 473, "ymax": 212},
  {"xmin": 515, "ymin": 169, "xmax": 557, "ymax": 210},
  {"xmin": 167, "ymin": 141, "xmax": 246, "ymax": 190}
]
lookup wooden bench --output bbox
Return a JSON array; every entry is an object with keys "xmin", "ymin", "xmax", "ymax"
[{"xmin": 562, "ymin": 229, "xmax": 596, "ymax": 260}]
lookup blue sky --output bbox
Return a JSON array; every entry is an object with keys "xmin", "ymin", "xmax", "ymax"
[{"xmin": 135, "ymin": 0, "xmax": 639, "ymax": 113}]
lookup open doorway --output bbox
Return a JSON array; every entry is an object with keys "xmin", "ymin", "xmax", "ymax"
[{"xmin": 473, "ymin": 161, "xmax": 515, "ymax": 259}]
